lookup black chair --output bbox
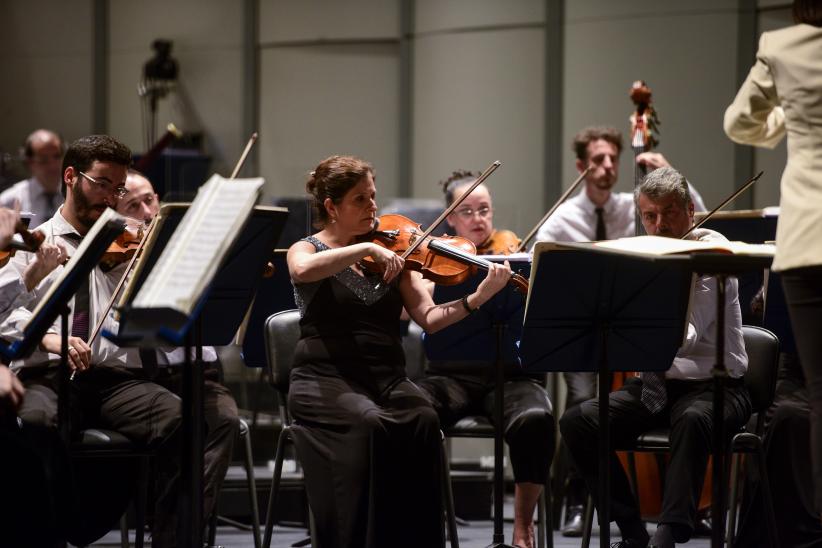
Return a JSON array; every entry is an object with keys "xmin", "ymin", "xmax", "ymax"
[
  {"xmin": 69, "ymin": 429, "xmax": 153, "ymax": 548},
  {"xmin": 261, "ymin": 309, "xmax": 460, "ymax": 548},
  {"xmin": 580, "ymin": 325, "xmax": 780, "ymax": 548}
]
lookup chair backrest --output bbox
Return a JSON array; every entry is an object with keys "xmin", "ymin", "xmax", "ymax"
[
  {"xmin": 264, "ymin": 309, "xmax": 302, "ymax": 396},
  {"xmin": 742, "ymin": 325, "xmax": 780, "ymax": 413}
]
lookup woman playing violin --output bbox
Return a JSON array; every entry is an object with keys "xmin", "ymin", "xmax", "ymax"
[
  {"xmin": 442, "ymin": 170, "xmax": 521, "ymax": 255},
  {"xmin": 286, "ymin": 155, "xmax": 510, "ymax": 548},
  {"xmin": 418, "ymin": 170, "xmax": 554, "ymax": 548}
]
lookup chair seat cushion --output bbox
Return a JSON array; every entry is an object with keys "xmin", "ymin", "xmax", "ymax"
[
  {"xmin": 632, "ymin": 428, "xmax": 671, "ymax": 451},
  {"xmin": 445, "ymin": 415, "xmax": 495, "ymax": 437}
]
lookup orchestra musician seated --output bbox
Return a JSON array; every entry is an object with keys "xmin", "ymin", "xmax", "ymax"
[
  {"xmin": 286, "ymin": 155, "xmax": 511, "ymax": 548},
  {"xmin": 415, "ymin": 170, "xmax": 555, "ymax": 548},
  {"xmin": 537, "ymin": 126, "xmax": 708, "ymax": 536},
  {"xmin": 559, "ymin": 167, "xmax": 752, "ymax": 548},
  {"xmin": 116, "ymin": 168, "xmax": 240, "ymax": 529},
  {"xmin": 0, "ymin": 135, "xmax": 184, "ymax": 547}
]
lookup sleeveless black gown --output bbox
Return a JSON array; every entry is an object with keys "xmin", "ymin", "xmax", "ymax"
[{"xmin": 288, "ymin": 236, "xmax": 445, "ymax": 548}]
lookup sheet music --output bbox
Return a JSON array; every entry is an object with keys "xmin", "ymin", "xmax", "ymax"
[
  {"xmin": 594, "ymin": 235, "xmax": 775, "ymax": 257},
  {"xmin": 27, "ymin": 208, "xmax": 127, "ymax": 325},
  {"xmin": 132, "ymin": 174, "xmax": 263, "ymax": 314}
]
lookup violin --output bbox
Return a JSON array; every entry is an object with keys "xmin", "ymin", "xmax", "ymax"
[
  {"xmin": 478, "ymin": 229, "xmax": 521, "ymax": 255},
  {"xmin": 0, "ymin": 219, "xmax": 46, "ymax": 268},
  {"xmin": 360, "ymin": 214, "xmax": 529, "ymax": 294},
  {"xmin": 98, "ymin": 217, "xmax": 147, "ymax": 271}
]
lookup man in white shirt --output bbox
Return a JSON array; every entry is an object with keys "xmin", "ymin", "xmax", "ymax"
[
  {"xmin": 559, "ymin": 167, "xmax": 751, "ymax": 548},
  {"xmin": 116, "ymin": 168, "xmax": 240, "ymax": 529},
  {"xmin": 0, "ymin": 129, "xmax": 65, "ymax": 228},
  {"xmin": 0, "ymin": 135, "xmax": 183, "ymax": 547},
  {"xmin": 539, "ymin": 126, "xmax": 707, "ymax": 536}
]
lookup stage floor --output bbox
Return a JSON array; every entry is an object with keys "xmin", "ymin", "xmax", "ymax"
[{"xmin": 80, "ymin": 501, "xmax": 714, "ymax": 548}]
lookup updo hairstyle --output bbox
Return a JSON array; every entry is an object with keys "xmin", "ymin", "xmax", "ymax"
[
  {"xmin": 306, "ymin": 155, "xmax": 374, "ymax": 228},
  {"xmin": 439, "ymin": 169, "xmax": 479, "ymax": 207}
]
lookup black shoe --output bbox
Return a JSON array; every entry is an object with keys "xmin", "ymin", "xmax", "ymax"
[{"xmin": 561, "ymin": 504, "xmax": 584, "ymax": 537}]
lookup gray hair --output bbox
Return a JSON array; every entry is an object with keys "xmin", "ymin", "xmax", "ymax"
[{"xmin": 634, "ymin": 167, "xmax": 691, "ymax": 209}]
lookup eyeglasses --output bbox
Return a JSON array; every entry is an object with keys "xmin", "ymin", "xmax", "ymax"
[
  {"xmin": 454, "ymin": 206, "xmax": 492, "ymax": 219},
  {"xmin": 78, "ymin": 171, "xmax": 127, "ymax": 198}
]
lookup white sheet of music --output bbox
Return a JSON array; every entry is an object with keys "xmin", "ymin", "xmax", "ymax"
[{"xmin": 132, "ymin": 174, "xmax": 263, "ymax": 314}]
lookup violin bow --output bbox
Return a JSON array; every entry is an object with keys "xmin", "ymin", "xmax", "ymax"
[
  {"xmin": 401, "ymin": 161, "xmax": 501, "ymax": 259},
  {"xmin": 230, "ymin": 132, "xmax": 258, "ymax": 179},
  {"xmin": 515, "ymin": 166, "xmax": 590, "ymax": 252},
  {"xmin": 681, "ymin": 170, "xmax": 764, "ymax": 239}
]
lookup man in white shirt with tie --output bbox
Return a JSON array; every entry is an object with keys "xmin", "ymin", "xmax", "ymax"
[
  {"xmin": 559, "ymin": 167, "xmax": 751, "ymax": 548},
  {"xmin": 0, "ymin": 129, "xmax": 64, "ymax": 228}
]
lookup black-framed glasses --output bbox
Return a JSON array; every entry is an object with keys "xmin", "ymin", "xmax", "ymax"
[
  {"xmin": 78, "ymin": 171, "xmax": 127, "ymax": 198},
  {"xmin": 454, "ymin": 206, "xmax": 492, "ymax": 219}
]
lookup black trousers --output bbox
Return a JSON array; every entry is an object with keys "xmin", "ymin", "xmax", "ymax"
[
  {"xmin": 560, "ymin": 377, "xmax": 751, "ymax": 540},
  {"xmin": 782, "ymin": 265, "xmax": 822, "ymax": 513},
  {"xmin": 416, "ymin": 374, "xmax": 555, "ymax": 485},
  {"xmin": 289, "ymin": 370, "xmax": 445, "ymax": 548},
  {"xmin": 17, "ymin": 365, "xmax": 182, "ymax": 548}
]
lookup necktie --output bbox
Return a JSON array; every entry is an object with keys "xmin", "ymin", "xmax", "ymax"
[
  {"xmin": 63, "ymin": 233, "xmax": 90, "ymax": 339},
  {"xmin": 71, "ymin": 274, "xmax": 90, "ymax": 339},
  {"xmin": 595, "ymin": 207, "xmax": 606, "ymax": 241},
  {"xmin": 640, "ymin": 371, "xmax": 667, "ymax": 414},
  {"xmin": 43, "ymin": 192, "xmax": 59, "ymax": 220}
]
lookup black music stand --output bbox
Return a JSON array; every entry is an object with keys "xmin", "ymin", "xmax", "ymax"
[
  {"xmin": 0, "ymin": 212, "xmax": 126, "ymax": 441},
  {"xmin": 685, "ymin": 252, "xmax": 773, "ymax": 548},
  {"xmin": 424, "ymin": 257, "xmax": 530, "ymax": 548},
  {"xmin": 520, "ymin": 243, "xmax": 692, "ymax": 548},
  {"xmin": 105, "ymin": 206, "xmax": 287, "ymax": 547}
]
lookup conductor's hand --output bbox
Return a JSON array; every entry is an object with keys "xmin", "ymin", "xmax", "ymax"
[
  {"xmin": 40, "ymin": 334, "xmax": 92, "ymax": 373},
  {"xmin": 474, "ymin": 260, "xmax": 512, "ymax": 303},
  {"xmin": 368, "ymin": 243, "xmax": 405, "ymax": 283},
  {"xmin": 0, "ymin": 365, "xmax": 25, "ymax": 414}
]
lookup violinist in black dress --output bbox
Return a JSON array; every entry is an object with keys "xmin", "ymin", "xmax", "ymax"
[{"xmin": 286, "ymin": 155, "xmax": 512, "ymax": 548}]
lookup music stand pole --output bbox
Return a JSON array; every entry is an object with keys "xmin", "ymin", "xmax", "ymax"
[
  {"xmin": 711, "ymin": 275, "xmax": 728, "ymax": 548},
  {"xmin": 489, "ymin": 322, "xmax": 516, "ymax": 548},
  {"xmin": 597, "ymin": 326, "xmax": 611, "ymax": 548}
]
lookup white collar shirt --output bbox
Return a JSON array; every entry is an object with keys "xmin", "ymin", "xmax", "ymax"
[
  {"xmin": 0, "ymin": 177, "xmax": 63, "ymax": 228},
  {"xmin": 534, "ymin": 189, "xmax": 636, "ymax": 244},
  {"xmin": 667, "ymin": 228, "xmax": 748, "ymax": 380}
]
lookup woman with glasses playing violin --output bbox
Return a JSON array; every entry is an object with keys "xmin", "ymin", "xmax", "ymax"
[
  {"xmin": 442, "ymin": 170, "xmax": 522, "ymax": 255},
  {"xmin": 413, "ymin": 170, "xmax": 554, "ymax": 548}
]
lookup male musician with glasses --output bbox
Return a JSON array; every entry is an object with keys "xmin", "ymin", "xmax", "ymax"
[
  {"xmin": 559, "ymin": 167, "xmax": 751, "ymax": 548},
  {"xmin": 536, "ymin": 126, "xmax": 708, "ymax": 536},
  {"xmin": 0, "ymin": 135, "xmax": 185, "ymax": 547},
  {"xmin": 0, "ymin": 129, "xmax": 65, "ymax": 228}
]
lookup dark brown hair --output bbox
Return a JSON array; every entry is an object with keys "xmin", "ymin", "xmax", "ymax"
[
  {"xmin": 61, "ymin": 134, "xmax": 131, "ymax": 195},
  {"xmin": 439, "ymin": 169, "xmax": 479, "ymax": 206},
  {"xmin": 306, "ymin": 155, "xmax": 374, "ymax": 227},
  {"xmin": 794, "ymin": 0, "xmax": 822, "ymax": 26},
  {"xmin": 572, "ymin": 126, "xmax": 623, "ymax": 161}
]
